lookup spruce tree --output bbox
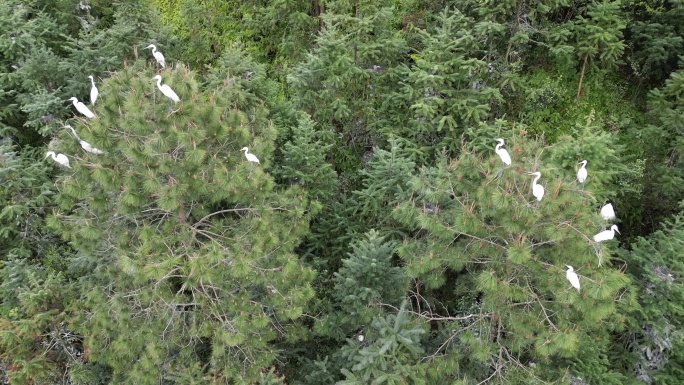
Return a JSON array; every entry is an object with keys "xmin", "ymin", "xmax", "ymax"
[
  {"xmin": 619, "ymin": 207, "xmax": 684, "ymax": 383},
  {"xmin": 392, "ymin": 128, "xmax": 634, "ymax": 383},
  {"xmin": 48, "ymin": 59, "xmax": 315, "ymax": 383}
]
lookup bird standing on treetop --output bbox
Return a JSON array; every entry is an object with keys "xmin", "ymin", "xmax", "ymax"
[
  {"xmin": 494, "ymin": 138, "xmax": 511, "ymax": 166},
  {"xmin": 69, "ymin": 97, "xmax": 95, "ymax": 118},
  {"xmin": 152, "ymin": 75, "xmax": 180, "ymax": 103},
  {"xmin": 600, "ymin": 203, "xmax": 615, "ymax": 221},
  {"xmin": 593, "ymin": 224, "xmax": 620, "ymax": 242},
  {"xmin": 64, "ymin": 125, "xmax": 103, "ymax": 154},
  {"xmin": 45, "ymin": 151, "xmax": 70, "ymax": 168},
  {"xmin": 241, "ymin": 147, "xmax": 260, "ymax": 164},
  {"xmin": 145, "ymin": 44, "xmax": 166, "ymax": 68},
  {"xmin": 565, "ymin": 265, "xmax": 580, "ymax": 291},
  {"xmin": 528, "ymin": 171, "xmax": 545, "ymax": 202},
  {"xmin": 88, "ymin": 75, "xmax": 98, "ymax": 105},
  {"xmin": 577, "ymin": 160, "xmax": 587, "ymax": 183}
]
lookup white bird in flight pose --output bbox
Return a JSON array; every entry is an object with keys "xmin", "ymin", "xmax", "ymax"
[
  {"xmin": 64, "ymin": 125, "xmax": 103, "ymax": 154},
  {"xmin": 494, "ymin": 138, "xmax": 511, "ymax": 166},
  {"xmin": 45, "ymin": 151, "xmax": 71, "ymax": 168},
  {"xmin": 241, "ymin": 147, "xmax": 260, "ymax": 164},
  {"xmin": 600, "ymin": 203, "xmax": 615, "ymax": 221},
  {"xmin": 565, "ymin": 265, "xmax": 580, "ymax": 291},
  {"xmin": 577, "ymin": 160, "xmax": 587, "ymax": 183},
  {"xmin": 528, "ymin": 171, "xmax": 545, "ymax": 202},
  {"xmin": 152, "ymin": 75, "xmax": 180, "ymax": 103},
  {"xmin": 594, "ymin": 224, "xmax": 620, "ymax": 243},
  {"xmin": 69, "ymin": 97, "xmax": 95, "ymax": 118},
  {"xmin": 145, "ymin": 44, "xmax": 166, "ymax": 68},
  {"xmin": 88, "ymin": 75, "xmax": 98, "ymax": 105}
]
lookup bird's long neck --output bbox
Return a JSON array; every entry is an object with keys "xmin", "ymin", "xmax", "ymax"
[
  {"xmin": 156, "ymin": 78, "xmax": 162, "ymax": 88},
  {"xmin": 68, "ymin": 126, "xmax": 81, "ymax": 141},
  {"xmin": 533, "ymin": 175, "xmax": 540, "ymax": 185},
  {"xmin": 90, "ymin": 77, "xmax": 95, "ymax": 87}
]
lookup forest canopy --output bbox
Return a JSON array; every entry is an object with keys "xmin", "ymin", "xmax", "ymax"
[{"xmin": 1, "ymin": 0, "xmax": 683, "ymax": 384}]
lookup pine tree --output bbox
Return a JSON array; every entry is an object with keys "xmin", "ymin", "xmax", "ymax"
[
  {"xmin": 391, "ymin": 128, "xmax": 634, "ymax": 383},
  {"xmin": 47, "ymin": 59, "xmax": 315, "ymax": 383}
]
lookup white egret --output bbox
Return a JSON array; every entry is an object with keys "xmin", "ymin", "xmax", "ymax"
[
  {"xmin": 593, "ymin": 224, "xmax": 620, "ymax": 243},
  {"xmin": 565, "ymin": 265, "xmax": 580, "ymax": 291},
  {"xmin": 494, "ymin": 138, "xmax": 511, "ymax": 166},
  {"xmin": 577, "ymin": 160, "xmax": 587, "ymax": 183},
  {"xmin": 241, "ymin": 147, "xmax": 260, "ymax": 164},
  {"xmin": 152, "ymin": 75, "xmax": 180, "ymax": 103},
  {"xmin": 145, "ymin": 44, "xmax": 166, "ymax": 68},
  {"xmin": 64, "ymin": 125, "xmax": 103, "ymax": 154},
  {"xmin": 88, "ymin": 75, "xmax": 98, "ymax": 105},
  {"xmin": 45, "ymin": 151, "xmax": 70, "ymax": 168},
  {"xmin": 600, "ymin": 203, "xmax": 616, "ymax": 221},
  {"xmin": 69, "ymin": 97, "xmax": 95, "ymax": 118},
  {"xmin": 528, "ymin": 171, "xmax": 545, "ymax": 202}
]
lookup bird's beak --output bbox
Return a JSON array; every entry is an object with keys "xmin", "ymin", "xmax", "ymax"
[{"xmin": 615, "ymin": 229, "xmax": 621, "ymax": 234}]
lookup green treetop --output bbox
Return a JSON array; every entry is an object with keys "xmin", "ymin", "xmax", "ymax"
[
  {"xmin": 47, "ymin": 59, "xmax": 315, "ymax": 383},
  {"xmin": 392, "ymin": 128, "xmax": 635, "ymax": 383}
]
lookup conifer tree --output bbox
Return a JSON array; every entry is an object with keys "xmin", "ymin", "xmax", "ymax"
[
  {"xmin": 620, "ymin": 207, "xmax": 684, "ymax": 383},
  {"xmin": 289, "ymin": 0, "xmax": 408, "ymax": 179},
  {"xmin": 380, "ymin": 8, "xmax": 503, "ymax": 160},
  {"xmin": 48, "ymin": 59, "xmax": 315, "ymax": 383},
  {"xmin": 320, "ymin": 230, "xmax": 407, "ymax": 338},
  {"xmin": 392, "ymin": 128, "xmax": 634, "ymax": 383}
]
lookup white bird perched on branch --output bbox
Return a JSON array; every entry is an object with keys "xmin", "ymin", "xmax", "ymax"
[
  {"xmin": 565, "ymin": 265, "xmax": 580, "ymax": 291},
  {"xmin": 69, "ymin": 97, "xmax": 95, "ymax": 118},
  {"xmin": 152, "ymin": 75, "xmax": 180, "ymax": 103},
  {"xmin": 241, "ymin": 147, "xmax": 260, "ymax": 164},
  {"xmin": 577, "ymin": 160, "xmax": 587, "ymax": 183},
  {"xmin": 594, "ymin": 224, "xmax": 620, "ymax": 243},
  {"xmin": 145, "ymin": 44, "xmax": 166, "ymax": 68},
  {"xmin": 494, "ymin": 138, "xmax": 511, "ymax": 166},
  {"xmin": 528, "ymin": 171, "xmax": 544, "ymax": 202},
  {"xmin": 88, "ymin": 75, "xmax": 98, "ymax": 105},
  {"xmin": 600, "ymin": 203, "xmax": 615, "ymax": 221},
  {"xmin": 64, "ymin": 125, "xmax": 103, "ymax": 154},
  {"xmin": 45, "ymin": 151, "xmax": 70, "ymax": 168}
]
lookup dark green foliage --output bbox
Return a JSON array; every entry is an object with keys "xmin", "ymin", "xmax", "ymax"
[
  {"xmin": 620, "ymin": 207, "xmax": 684, "ymax": 384},
  {"xmin": 620, "ymin": 62, "xmax": 684, "ymax": 236},
  {"xmin": 380, "ymin": 8, "xmax": 503, "ymax": 160},
  {"xmin": 628, "ymin": 0, "xmax": 684, "ymax": 84},
  {"xmin": 289, "ymin": 0, "xmax": 409, "ymax": 181}
]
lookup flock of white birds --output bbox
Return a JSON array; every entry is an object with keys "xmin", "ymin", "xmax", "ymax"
[
  {"xmin": 494, "ymin": 139, "xmax": 619, "ymax": 293},
  {"xmin": 46, "ymin": 44, "xmax": 260, "ymax": 170},
  {"xmin": 45, "ymin": 46, "xmax": 619, "ymax": 294}
]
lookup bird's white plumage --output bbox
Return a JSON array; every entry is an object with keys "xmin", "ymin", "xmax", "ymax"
[
  {"xmin": 530, "ymin": 171, "xmax": 544, "ymax": 201},
  {"xmin": 600, "ymin": 203, "xmax": 615, "ymax": 221},
  {"xmin": 45, "ymin": 151, "xmax": 70, "ymax": 168},
  {"xmin": 241, "ymin": 147, "xmax": 260, "ymax": 164},
  {"xmin": 577, "ymin": 160, "xmax": 587, "ymax": 183},
  {"xmin": 152, "ymin": 75, "xmax": 180, "ymax": 103},
  {"xmin": 146, "ymin": 44, "xmax": 166, "ymax": 68},
  {"xmin": 494, "ymin": 138, "xmax": 511, "ymax": 165},
  {"xmin": 593, "ymin": 224, "xmax": 620, "ymax": 243},
  {"xmin": 88, "ymin": 75, "xmax": 98, "ymax": 105},
  {"xmin": 69, "ymin": 97, "xmax": 95, "ymax": 118},
  {"xmin": 65, "ymin": 125, "xmax": 103, "ymax": 155},
  {"xmin": 565, "ymin": 265, "xmax": 580, "ymax": 291}
]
